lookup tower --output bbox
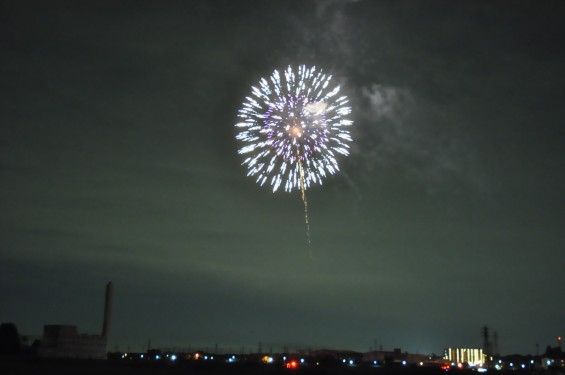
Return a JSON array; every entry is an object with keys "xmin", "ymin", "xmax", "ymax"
[
  {"xmin": 102, "ymin": 282, "xmax": 113, "ymax": 338},
  {"xmin": 481, "ymin": 325, "xmax": 491, "ymax": 356}
]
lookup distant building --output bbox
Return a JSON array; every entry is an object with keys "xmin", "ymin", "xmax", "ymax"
[
  {"xmin": 37, "ymin": 282, "xmax": 113, "ymax": 359},
  {"xmin": 38, "ymin": 325, "xmax": 106, "ymax": 359},
  {"xmin": 444, "ymin": 347, "xmax": 485, "ymax": 367},
  {"xmin": 310, "ymin": 349, "xmax": 362, "ymax": 364},
  {"xmin": 363, "ymin": 348, "xmax": 405, "ymax": 365},
  {"xmin": 363, "ymin": 348, "xmax": 441, "ymax": 366}
]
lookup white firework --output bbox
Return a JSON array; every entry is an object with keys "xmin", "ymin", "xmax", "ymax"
[{"xmin": 235, "ymin": 65, "xmax": 353, "ymax": 193}]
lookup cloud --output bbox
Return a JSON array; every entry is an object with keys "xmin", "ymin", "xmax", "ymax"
[
  {"xmin": 343, "ymin": 83, "xmax": 485, "ymax": 194},
  {"xmin": 315, "ymin": 0, "xmax": 363, "ymax": 16},
  {"xmin": 361, "ymin": 84, "xmax": 414, "ymax": 121}
]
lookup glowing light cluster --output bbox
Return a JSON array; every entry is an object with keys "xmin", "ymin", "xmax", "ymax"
[
  {"xmin": 236, "ymin": 65, "xmax": 353, "ymax": 192},
  {"xmin": 286, "ymin": 360, "xmax": 299, "ymax": 369}
]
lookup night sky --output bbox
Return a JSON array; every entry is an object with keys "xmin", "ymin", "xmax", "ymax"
[{"xmin": 2, "ymin": 0, "xmax": 564, "ymax": 356}]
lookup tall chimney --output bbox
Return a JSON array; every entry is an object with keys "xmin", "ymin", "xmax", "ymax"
[{"xmin": 102, "ymin": 282, "xmax": 113, "ymax": 338}]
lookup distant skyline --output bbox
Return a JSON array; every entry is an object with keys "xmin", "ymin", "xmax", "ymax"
[{"xmin": 1, "ymin": 0, "xmax": 564, "ymax": 355}]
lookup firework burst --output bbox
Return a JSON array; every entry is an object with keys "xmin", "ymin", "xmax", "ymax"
[
  {"xmin": 235, "ymin": 65, "xmax": 353, "ymax": 245},
  {"xmin": 236, "ymin": 65, "xmax": 353, "ymax": 192}
]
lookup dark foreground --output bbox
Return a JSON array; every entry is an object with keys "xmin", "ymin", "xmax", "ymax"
[{"xmin": 1, "ymin": 359, "xmax": 557, "ymax": 375}]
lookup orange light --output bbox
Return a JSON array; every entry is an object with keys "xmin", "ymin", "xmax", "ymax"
[
  {"xmin": 286, "ymin": 360, "xmax": 298, "ymax": 369},
  {"xmin": 290, "ymin": 126, "xmax": 302, "ymax": 138}
]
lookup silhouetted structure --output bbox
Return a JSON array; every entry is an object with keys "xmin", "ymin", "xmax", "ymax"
[
  {"xmin": 363, "ymin": 348, "xmax": 434, "ymax": 366},
  {"xmin": 0, "ymin": 323, "xmax": 21, "ymax": 357},
  {"xmin": 37, "ymin": 282, "xmax": 113, "ymax": 359},
  {"xmin": 102, "ymin": 282, "xmax": 113, "ymax": 338},
  {"xmin": 482, "ymin": 325, "xmax": 491, "ymax": 356}
]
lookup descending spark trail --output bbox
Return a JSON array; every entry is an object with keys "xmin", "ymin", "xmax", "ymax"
[
  {"xmin": 297, "ymin": 155, "xmax": 311, "ymax": 250},
  {"xmin": 236, "ymin": 65, "xmax": 353, "ymax": 246}
]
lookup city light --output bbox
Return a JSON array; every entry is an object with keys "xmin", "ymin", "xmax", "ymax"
[
  {"xmin": 286, "ymin": 360, "xmax": 298, "ymax": 369},
  {"xmin": 445, "ymin": 348, "xmax": 485, "ymax": 367},
  {"xmin": 102, "ymin": 338, "xmax": 560, "ymax": 371}
]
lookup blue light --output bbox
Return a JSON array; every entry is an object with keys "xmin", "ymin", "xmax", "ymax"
[
  {"xmin": 171, "ymin": 354, "xmax": 177, "ymax": 361},
  {"xmin": 349, "ymin": 359, "xmax": 354, "ymax": 365},
  {"xmin": 300, "ymin": 358, "xmax": 305, "ymax": 364},
  {"xmin": 156, "ymin": 355, "xmax": 161, "ymax": 360},
  {"xmin": 402, "ymin": 360, "xmax": 407, "ymax": 366}
]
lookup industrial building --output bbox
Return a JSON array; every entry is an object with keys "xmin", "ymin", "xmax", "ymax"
[
  {"xmin": 444, "ymin": 347, "xmax": 485, "ymax": 367},
  {"xmin": 38, "ymin": 282, "xmax": 113, "ymax": 359}
]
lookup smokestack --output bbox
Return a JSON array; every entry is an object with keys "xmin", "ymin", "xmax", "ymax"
[{"xmin": 102, "ymin": 282, "xmax": 113, "ymax": 338}]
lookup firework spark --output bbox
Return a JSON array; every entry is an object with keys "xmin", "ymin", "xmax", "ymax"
[{"xmin": 236, "ymin": 65, "xmax": 353, "ymax": 245}]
